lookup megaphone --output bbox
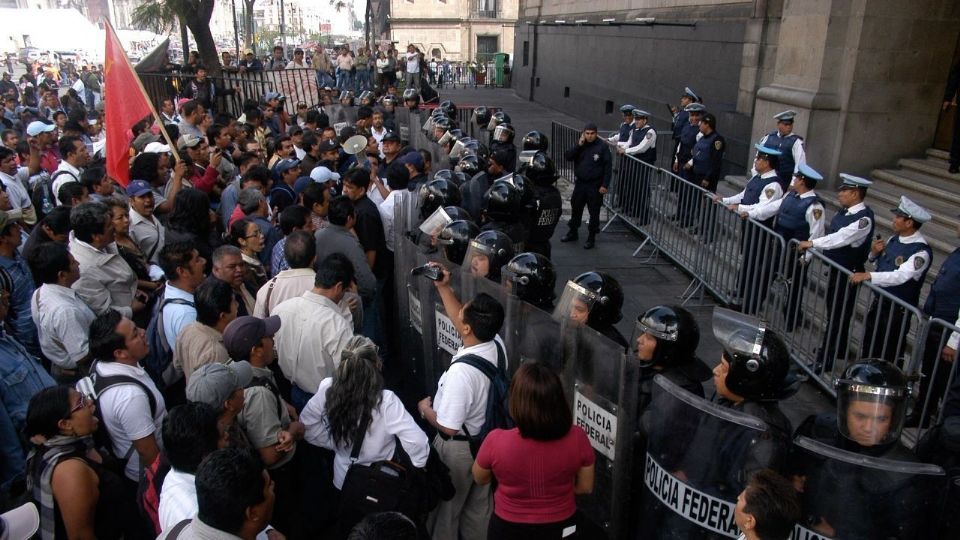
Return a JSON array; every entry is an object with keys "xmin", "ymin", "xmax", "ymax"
[{"xmin": 343, "ymin": 135, "xmax": 367, "ymax": 155}]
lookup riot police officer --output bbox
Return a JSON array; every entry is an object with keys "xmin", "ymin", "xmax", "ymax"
[
  {"xmin": 458, "ymin": 151, "xmax": 501, "ymax": 220},
  {"xmin": 608, "ymin": 105, "xmax": 636, "ymax": 145},
  {"xmin": 437, "ymin": 219, "xmax": 480, "ymax": 265},
  {"xmin": 791, "ymin": 360, "xmax": 934, "ymax": 539},
  {"xmin": 519, "ymin": 152, "xmax": 562, "ymax": 258},
  {"xmin": 850, "ymin": 196, "xmax": 933, "ymax": 362},
  {"xmin": 797, "ymin": 174, "xmax": 875, "ymax": 370},
  {"xmin": 402, "ymin": 87, "xmax": 420, "ymax": 110},
  {"xmin": 754, "ymin": 110, "xmax": 807, "ymax": 190},
  {"xmin": 480, "ymin": 178, "xmax": 526, "ymax": 249},
  {"xmin": 502, "ymin": 252, "xmax": 556, "ymax": 313},
  {"xmin": 711, "ymin": 308, "xmax": 797, "ymax": 451},
  {"xmin": 417, "ymin": 178, "xmax": 462, "ymax": 221},
  {"xmin": 462, "ymin": 229, "xmax": 514, "ymax": 282},
  {"xmin": 490, "ymin": 122, "xmax": 517, "ymax": 172},
  {"xmin": 555, "ymin": 271, "xmax": 628, "ymax": 350},
  {"xmin": 521, "ymin": 130, "xmax": 549, "ymax": 152},
  {"xmin": 486, "ymin": 110, "xmax": 511, "ymax": 147},
  {"xmin": 633, "ymin": 305, "xmax": 711, "ymax": 415},
  {"xmin": 472, "ymin": 106, "xmax": 492, "ymax": 136}
]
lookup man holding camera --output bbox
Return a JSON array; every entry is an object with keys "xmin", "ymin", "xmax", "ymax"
[{"xmin": 560, "ymin": 123, "xmax": 612, "ymax": 249}]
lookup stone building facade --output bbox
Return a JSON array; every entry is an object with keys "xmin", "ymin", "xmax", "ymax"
[
  {"xmin": 388, "ymin": 0, "xmax": 518, "ymax": 62},
  {"xmin": 511, "ymin": 0, "xmax": 960, "ymax": 185}
]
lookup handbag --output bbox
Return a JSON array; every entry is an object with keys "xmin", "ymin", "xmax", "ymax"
[{"xmin": 338, "ymin": 420, "xmax": 419, "ymax": 519}]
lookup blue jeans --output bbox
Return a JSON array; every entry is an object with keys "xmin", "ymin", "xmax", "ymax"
[
  {"xmin": 337, "ymin": 70, "xmax": 353, "ymax": 91},
  {"xmin": 316, "ymin": 71, "xmax": 335, "ymax": 89},
  {"xmin": 355, "ymin": 69, "xmax": 370, "ymax": 92},
  {"xmin": 290, "ymin": 384, "xmax": 314, "ymax": 413}
]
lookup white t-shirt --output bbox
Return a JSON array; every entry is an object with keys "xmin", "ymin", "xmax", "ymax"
[
  {"xmin": 406, "ymin": 52, "xmax": 420, "ymax": 73},
  {"xmin": 95, "ymin": 361, "xmax": 167, "ymax": 481},
  {"xmin": 158, "ymin": 468, "xmax": 273, "ymax": 540},
  {"xmin": 433, "ymin": 336, "xmax": 505, "ymax": 436}
]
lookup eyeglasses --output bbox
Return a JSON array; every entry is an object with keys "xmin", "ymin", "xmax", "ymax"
[
  {"xmin": 245, "ymin": 230, "xmax": 265, "ymax": 239},
  {"xmin": 68, "ymin": 393, "xmax": 91, "ymax": 416}
]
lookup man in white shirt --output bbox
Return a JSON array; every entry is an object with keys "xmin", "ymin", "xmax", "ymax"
[
  {"xmin": 27, "ymin": 243, "xmax": 95, "ymax": 381},
  {"xmin": 52, "ymin": 135, "xmax": 90, "ymax": 205},
  {"xmin": 0, "ymin": 146, "xmax": 37, "ymax": 226},
  {"xmin": 285, "ymin": 48, "xmax": 307, "ymax": 69},
  {"xmin": 272, "ymin": 252, "xmax": 356, "ymax": 411},
  {"xmin": 90, "ymin": 310, "xmax": 167, "ymax": 483},
  {"xmin": 405, "ymin": 44, "xmax": 421, "ymax": 91},
  {"xmin": 418, "ymin": 265, "xmax": 505, "ymax": 540},
  {"xmin": 126, "ymin": 180, "xmax": 165, "ymax": 265}
]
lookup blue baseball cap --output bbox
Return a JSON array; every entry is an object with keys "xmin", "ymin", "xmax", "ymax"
[
  {"xmin": 794, "ymin": 163, "xmax": 823, "ymax": 182},
  {"xmin": 125, "ymin": 179, "xmax": 152, "ymax": 198}
]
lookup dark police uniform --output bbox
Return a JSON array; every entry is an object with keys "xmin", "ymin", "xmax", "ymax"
[
  {"xmin": 490, "ymin": 141, "xmax": 517, "ymax": 173},
  {"xmin": 918, "ymin": 247, "xmax": 960, "ymax": 417},
  {"xmin": 527, "ymin": 185, "xmax": 562, "ymax": 258},
  {"xmin": 459, "ymin": 171, "xmax": 494, "ymax": 220},
  {"xmin": 771, "ymin": 190, "xmax": 825, "ymax": 328},
  {"xmin": 759, "ymin": 129, "xmax": 804, "ymax": 189},
  {"xmin": 563, "ymin": 136, "xmax": 612, "ymax": 239},
  {"xmin": 862, "ymin": 232, "xmax": 932, "ymax": 361},
  {"xmin": 610, "ymin": 121, "xmax": 634, "ymax": 145},
  {"xmin": 691, "ymin": 130, "xmax": 725, "ymax": 192},
  {"xmin": 810, "ymin": 199, "xmax": 875, "ymax": 368},
  {"xmin": 674, "ymin": 121, "xmax": 700, "ymax": 181},
  {"xmin": 671, "ymin": 108, "xmax": 689, "ymax": 150}
]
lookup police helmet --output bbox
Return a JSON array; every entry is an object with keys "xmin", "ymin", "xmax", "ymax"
[
  {"xmin": 358, "ymin": 91, "xmax": 376, "ymax": 106},
  {"xmin": 418, "ymin": 178, "xmax": 462, "ymax": 219},
  {"xmin": 473, "ymin": 106, "xmax": 492, "ymax": 127},
  {"xmin": 487, "ymin": 111, "xmax": 511, "ymax": 130},
  {"xmin": 402, "ymin": 88, "xmax": 420, "ymax": 107},
  {"xmin": 502, "ymin": 173, "xmax": 536, "ymax": 210},
  {"xmin": 440, "ymin": 171, "xmax": 469, "ymax": 187},
  {"xmin": 520, "ymin": 152, "xmax": 558, "ymax": 186},
  {"xmin": 482, "ymin": 179, "xmax": 523, "ymax": 221},
  {"xmin": 521, "ymin": 130, "xmax": 549, "ymax": 152},
  {"xmin": 437, "ymin": 219, "xmax": 480, "ymax": 265},
  {"xmin": 443, "ymin": 206, "xmax": 472, "ymax": 222},
  {"xmin": 493, "ymin": 123, "xmax": 515, "ymax": 144},
  {"xmin": 835, "ymin": 359, "xmax": 909, "ymax": 447},
  {"xmin": 503, "ymin": 252, "xmax": 556, "ymax": 309},
  {"xmin": 381, "ymin": 94, "xmax": 399, "ymax": 108},
  {"xmin": 438, "ymin": 128, "xmax": 464, "ymax": 148},
  {"xmin": 439, "ymin": 100, "xmax": 457, "ymax": 118},
  {"xmin": 713, "ymin": 308, "xmax": 794, "ymax": 402},
  {"xmin": 456, "ymin": 154, "xmax": 481, "ymax": 176},
  {"xmin": 465, "ymin": 230, "xmax": 515, "ymax": 282},
  {"xmin": 338, "ymin": 90, "xmax": 354, "ymax": 104},
  {"xmin": 633, "ymin": 305, "xmax": 701, "ymax": 369},
  {"xmin": 565, "ymin": 271, "xmax": 624, "ymax": 327},
  {"xmin": 432, "ymin": 115, "xmax": 453, "ymax": 132}
]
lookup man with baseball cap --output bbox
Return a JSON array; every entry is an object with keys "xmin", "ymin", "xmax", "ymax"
[
  {"xmin": 185, "ymin": 361, "xmax": 253, "ymax": 444},
  {"xmin": 223, "ymin": 315, "xmax": 306, "ymax": 536},
  {"xmin": 127, "ymin": 180, "xmax": 165, "ymax": 265},
  {"xmin": 269, "ymin": 158, "xmax": 301, "ymax": 213},
  {"xmin": 27, "ymin": 120, "xmax": 59, "ymax": 175},
  {"xmin": 851, "ymin": 196, "xmax": 933, "ymax": 361}
]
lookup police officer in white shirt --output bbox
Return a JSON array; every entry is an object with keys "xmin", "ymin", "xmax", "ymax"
[{"xmin": 417, "ymin": 263, "xmax": 506, "ymax": 540}]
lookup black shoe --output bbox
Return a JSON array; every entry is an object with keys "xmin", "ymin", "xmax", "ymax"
[
  {"xmin": 560, "ymin": 231, "xmax": 579, "ymax": 242},
  {"xmin": 950, "ymin": 165, "xmax": 959, "ymax": 174},
  {"xmin": 584, "ymin": 237, "xmax": 596, "ymax": 249}
]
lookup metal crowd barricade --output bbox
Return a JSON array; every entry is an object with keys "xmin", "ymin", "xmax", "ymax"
[
  {"xmin": 910, "ymin": 317, "xmax": 960, "ymax": 432},
  {"xmin": 550, "ymin": 121, "xmax": 579, "ymax": 182}
]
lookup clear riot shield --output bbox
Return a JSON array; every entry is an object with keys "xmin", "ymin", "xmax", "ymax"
[
  {"xmin": 395, "ymin": 107, "xmax": 412, "ymax": 144},
  {"xmin": 560, "ymin": 321, "xmax": 638, "ymax": 539},
  {"xmin": 503, "ymin": 292, "xmax": 560, "ymax": 374},
  {"xmin": 638, "ymin": 375, "xmax": 779, "ymax": 540},
  {"xmin": 394, "ymin": 191, "xmax": 427, "ymax": 392},
  {"xmin": 329, "ymin": 104, "xmax": 357, "ymax": 125},
  {"xmin": 420, "ymin": 256, "xmax": 465, "ymax": 396},
  {"xmin": 791, "ymin": 436, "xmax": 947, "ymax": 540}
]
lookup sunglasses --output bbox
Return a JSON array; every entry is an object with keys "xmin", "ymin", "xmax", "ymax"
[{"xmin": 67, "ymin": 393, "xmax": 91, "ymax": 416}]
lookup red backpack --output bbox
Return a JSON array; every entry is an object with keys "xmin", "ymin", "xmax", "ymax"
[{"xmin": 137, "ymin": 453, "xmax": 171, "ymax": 536}]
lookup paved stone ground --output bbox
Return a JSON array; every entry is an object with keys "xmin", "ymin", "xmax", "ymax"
[{"xmin": 434, "ymin": 86, "xmax": 834, "ymax": 426}]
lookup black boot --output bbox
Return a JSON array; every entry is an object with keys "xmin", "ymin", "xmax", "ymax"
[
  {"xmin": 583, "ymin": 234, "xmax": 596, "ymax": 249},
  {"xmin": 560, "ymin": 230, "xmax": 579, "ymax": 242}
]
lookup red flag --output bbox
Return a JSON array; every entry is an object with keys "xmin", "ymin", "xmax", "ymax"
[{"xmin": 104, "ymin": 21, "xmax": 153, "ymax": 187}]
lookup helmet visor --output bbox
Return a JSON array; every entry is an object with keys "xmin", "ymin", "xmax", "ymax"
[
  {"xmin": 438, "ymin": 130, "xmax": 456, "ymax": 147},
  {"xmin": 712, "ymin": 307, "xmax": 766, "ymax": 360},
  {"xmin": 835, "ymin": 381, "xmax": 907, "ymax": 447},
  {"xmin": 493, "ymin": 124, "xmax": 512, "ymax": 143},
  {"xmin": 518, "ymin": 150, "xmax": 537, "ymax": 167},
  {"xmin": 419, "ymin": 206, "xmax": 452, "ymax": 237},
  {"xmin": 462, "ymin": 239, "xmax": 506, "ymax": 280},
  {"xmin": 552, "ymin": 280, "xmax": 598, "ymax": 324}
]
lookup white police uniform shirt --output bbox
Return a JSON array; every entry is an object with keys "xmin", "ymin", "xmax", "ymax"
[
  {"xmin": 433, "ymin": 335, "xmax": 506, "ymax": 436},
  {"xmin": 809, "ymin": 202, "xmax": 873, "ymax": 251},
  {"xmin": 868, "ymin": 231, "xmax": 931, "ymax": 287},
  {"xmin": 749, "ymin": 189, "xmax": 825, "ymax": 238},
  {"xmin": 722, "ymin": 169, "xmax": 783, "ymax": 211},
  {"xmin": 623, "ymin": 126, "xmax": 657, "ymax": 156},
  {"xmin": 750, "ymin": 131, "xmax": 806, "ymax": 177}
]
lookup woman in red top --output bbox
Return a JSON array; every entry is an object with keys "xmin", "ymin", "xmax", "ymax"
[{"xmin": 473, "ymin": 362, "xmax": 595, "ymax": 539}]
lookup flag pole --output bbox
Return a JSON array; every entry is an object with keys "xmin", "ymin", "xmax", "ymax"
[{"xmin": 103, "ymin": 18, "xmax": 182, "ymax": 163}]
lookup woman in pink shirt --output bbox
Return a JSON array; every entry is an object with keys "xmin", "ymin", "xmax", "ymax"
[{"xmin": 473, "ymin": 362, "xmax": 595, "ymax": 539}]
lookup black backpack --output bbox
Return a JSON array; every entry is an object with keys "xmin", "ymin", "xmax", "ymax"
[
  {"xmin": 453, "ymin": 341, "xmax": 513, "ymax": 457},
  {"xmin": 31, "ymin": 170, "xmax": 73, "ymax": 220},
  {"xmin": 90, "ymin": 367, "xmax": 158, "ymax": 475},
  {"xmin": 143, "ymin": 290, "xmax": 193, "ymax": 391}
]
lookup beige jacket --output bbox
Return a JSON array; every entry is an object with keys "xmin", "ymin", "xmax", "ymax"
[{"xmin": 69, "ymin": 235, "xmax": 138, "ymax": 318}]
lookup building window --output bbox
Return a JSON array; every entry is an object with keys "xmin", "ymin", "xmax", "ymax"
[
  {"xmin": 605, "ymin": 101, "xmax": 614, "ymax": 114},
  {"xmin": 564, "ymin": 86, "xmax": 570, "ymax": 98},
  {"xmin": 474, "ymin": 0, "xmax": 498, "ymax": 18},
  {"xmin": 522, "ymin": 40, "xmax": 529, "ymax": 66}
]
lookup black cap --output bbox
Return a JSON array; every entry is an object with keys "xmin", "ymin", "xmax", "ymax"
[{"xmin": 382, "ymin": 131, "xmax": 401, "ymax": 143}]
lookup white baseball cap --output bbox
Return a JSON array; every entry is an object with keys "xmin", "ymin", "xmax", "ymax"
[{"xmin": 0, "ymin": 503, "xmax": 39, "ymax": 540}]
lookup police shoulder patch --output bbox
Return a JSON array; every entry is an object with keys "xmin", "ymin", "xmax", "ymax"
[
  {"xmin": 915, "ymin": 257, "xmax": 926, "ymax": 270},
  {"xmin": 714, "ymin": 140, "xmax": 723, "ymax": 150},
  {"xmin": 645, "ymin": 131, "xmax": 654, "ymax": 140},
  {"xmin": 764, "ymin": 188, "xmax": 775, "ymax": 198},
  {"xmin": 858, "ymin": 217, "xmax": 869, "ymax": 229},
  {"xmin": 813, "ymin": 208, "xmax": 823, "ymax": 220},
  {"xmin": 895, "ymin": 256, "xmax": 905, "ymax": 266}
]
